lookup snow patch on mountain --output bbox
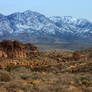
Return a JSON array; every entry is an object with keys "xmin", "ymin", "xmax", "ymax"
[{"xmin": 0, "ymin": 10, "xmax": 92, "ymax": 42}]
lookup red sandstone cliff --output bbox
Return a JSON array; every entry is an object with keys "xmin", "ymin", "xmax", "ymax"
[{"xmin": 0, "ymin": 40, "xmax": 39, "ymax": 58}]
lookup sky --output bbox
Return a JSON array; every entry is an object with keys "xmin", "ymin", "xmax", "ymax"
[{"xmin": 0, "ymin": 0, "xmax": 92, "ymax": 21}]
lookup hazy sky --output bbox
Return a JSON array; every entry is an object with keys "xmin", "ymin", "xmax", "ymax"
[{"xmin": 0, "ymin": 0, "xmax": 92, "ymax": 21}]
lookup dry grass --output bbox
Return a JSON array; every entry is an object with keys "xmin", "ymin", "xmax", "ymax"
[{"xmin": 0, "ymin": 49, "xmax": 92, "ymax": 92}]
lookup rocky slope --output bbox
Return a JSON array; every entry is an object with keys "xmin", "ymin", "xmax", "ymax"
[{"xmin": 0, "ymin": 40, "xmax": 39, "ymax": 58}]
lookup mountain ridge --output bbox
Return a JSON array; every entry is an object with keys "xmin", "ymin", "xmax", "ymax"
[{"xmin": 0, "ymin": 10, "xmax": 92, "ymax": 45}]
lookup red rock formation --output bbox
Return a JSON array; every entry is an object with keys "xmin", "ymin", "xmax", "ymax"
[
  {"xmin": 0, "ymin": 40, "xmax": 39, "ymax": 58},
  {"xmin": 24, "ymin": 43, "xmax": 39, "ymax": 58},
  {"xmin": 0, "ymin": 49, "xmax": 3, "ymax": 57}
]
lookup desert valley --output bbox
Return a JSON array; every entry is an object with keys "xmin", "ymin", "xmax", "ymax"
[{"xmin": 0, "ymin": 2, "xmax": 92, "ymax": 91}]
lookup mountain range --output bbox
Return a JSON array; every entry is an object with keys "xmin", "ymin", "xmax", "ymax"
[{"xmin": 0, "ymin": 10, "xmax": 92, "ymax": 45}]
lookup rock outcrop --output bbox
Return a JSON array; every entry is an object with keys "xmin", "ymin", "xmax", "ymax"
[
  {"xmin": 24, "ymin": 43, "xmax": 39, "ymax": 58},
  {"xmin": 0, "ymin": 40, "xmax": 39, "ymax": 58}
]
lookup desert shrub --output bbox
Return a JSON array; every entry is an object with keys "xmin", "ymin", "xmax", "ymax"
[
  {"xmin": 0, "ymin": 71, "xmax": 11, "ymax": 82},
  {"xmin": 88, "ymin": 52, "xmax": 92, "ymax": 59},
  {"xmin": 0, "ymin": 87, "xmax": 7, "ymax": 92},
  {"xmin": 0, "ymin": 65, "xmax": 2, "ymax": 69},
  {"xmin": 5, "ymin": 65, "xmax": 15, "ymax": 72},
  {"xmin": 30, "ymin": 72, "xmax": 42, "ymax": 80},
  {"xmin": 82, "ymin": 87, "xmax": 92, "ymax": 92},
  {"xmin": 80, "ymin": 76, "xmax": 91, "ymax": 87},
  {"xmin": 8, "ymin": 80, "xmax": 28, "ymax": 91},
  {"xmin": 72, "ymin": 52, "xmax": 81, "ymax": 61},
  {"xmin": 20, "ymin": 74, "xmax": 32, "ymax": 80},
  {"xmin": 14, "ymin": 88, "xmax": 24, "ymax": 92}
]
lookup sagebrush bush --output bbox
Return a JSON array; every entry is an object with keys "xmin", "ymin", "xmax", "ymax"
[
  {"xmin": 5, "ymin": 65, "xmax": 15, "ymax": 72},
  {"xmin": 0, "ymin": 71, "xmax": 11, "ymax": 82},
  {"xmin": 0, "ymin": 87, "xmax": 7, "ymax": 92},
  {"xmin": 72, "ymin": 52, "xmax": 81, "ymax": 61}
]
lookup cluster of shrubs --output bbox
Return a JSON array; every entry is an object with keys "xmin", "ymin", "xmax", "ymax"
[{"xmin": 0, "ymin": 71, "xmax": 11, "ymax": 82}]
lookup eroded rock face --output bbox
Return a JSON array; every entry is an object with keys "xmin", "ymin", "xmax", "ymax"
[
  {"xmin": 0, "ymin": 40, "xmax": 39, "ymax": 58},
  {"xmin": 24, "ymin": 43, "xmax": 39, "ymax": 58}
]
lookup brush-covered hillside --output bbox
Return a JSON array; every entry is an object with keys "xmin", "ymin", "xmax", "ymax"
[{"xmin": 0, "ymin": 42, "xmax": 92, "ymax": 92}]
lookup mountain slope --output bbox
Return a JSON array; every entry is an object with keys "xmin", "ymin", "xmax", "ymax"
[{"xmin": 0, "ymin": 10, "xmax": 92, "ymax": 44}]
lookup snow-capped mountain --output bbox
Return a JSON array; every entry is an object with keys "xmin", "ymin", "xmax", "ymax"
[
  {"xmin": 50, "ymin": 16, "xmax": 92, "ymax": 35},
  {"xmin": 7, "ymin": 10, "xmax": 58, "ymax": 35},
  {"xmin": 0, "ymin": 10, "xmax": 92, "ymax": 44}
]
